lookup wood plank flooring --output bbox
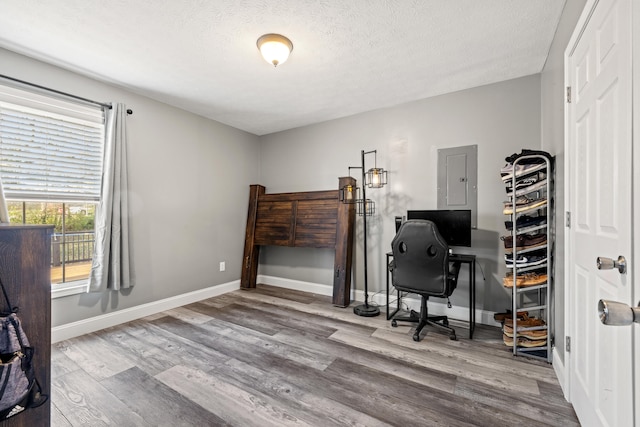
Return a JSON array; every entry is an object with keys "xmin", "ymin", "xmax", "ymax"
[
  {"xmin": 51, "ymin": 261, "xmax": 92, "ymax": 284},
  {"xmin": 51, "ymin": 285, "xmax": 579, "ymax": 426}
]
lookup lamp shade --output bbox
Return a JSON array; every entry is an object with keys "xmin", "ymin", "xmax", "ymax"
[
  {"xmin": 257, "ymin": 34, "xmax": 293, "ymax": 67},
  {"xmin": 366, "ymin": 167, "xmax": 387, "ymax": 188},
  {"xmin": 356, "ymin": 198, "xmax": 375, "ymax": 216},
  {"xmin": 340, "ymin": 184, "xmax": 359, "ymax": 204}
]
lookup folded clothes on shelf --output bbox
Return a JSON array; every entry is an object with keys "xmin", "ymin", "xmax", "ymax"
[
  {"xmin": 500, "ymin": 149, "xmax": 553, "ymax": 184},
  {"xmin": 504, "ymin": 149, "xmax": 554, "ymax": 164}
]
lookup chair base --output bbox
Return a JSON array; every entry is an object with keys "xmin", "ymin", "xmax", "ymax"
[{"xmin": 391, "ymin": 298, "xmax": 456, "ymax": 341}]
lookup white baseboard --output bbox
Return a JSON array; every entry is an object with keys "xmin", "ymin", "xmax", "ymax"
[
  {"xmin": 258, "ymin": 275, "xmax": 499, "ymax": 326},
  {"xmin": 53, "ymin": 276, "xmax": 502, "ymax": 343},
  {"xmin": 51, "ymin": 280, "xmax": 240, "ymax": 343},
  {"xmin": 553, "ymin": 347, "xmax": 570, "ymax": 400}
]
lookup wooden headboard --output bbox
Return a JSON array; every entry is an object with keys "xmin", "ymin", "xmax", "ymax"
[{"xmin": 240, "ymin": 177, "xmax": 356, "ymax": 307}]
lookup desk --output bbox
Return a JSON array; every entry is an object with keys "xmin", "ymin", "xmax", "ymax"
[{"xmin": 386, "ymin": 252, "xmax": 476, "ymax": 339}]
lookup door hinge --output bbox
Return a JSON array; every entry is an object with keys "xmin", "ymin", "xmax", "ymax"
[
  {"xmin": 566, "ymin": 211, "xmax": 571, "ymax": 228},
  {"xmin": 566, "ymin": 336, "xmax": 571, "ymax": 353},
  {"xmin": 566, "ymin": 86, "xmax": 572, "ymax": 103}
]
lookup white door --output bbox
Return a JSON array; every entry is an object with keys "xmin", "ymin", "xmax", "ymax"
[{"xmin": 566, "ymin": 0, "xmax": 634, "ymax": 426}]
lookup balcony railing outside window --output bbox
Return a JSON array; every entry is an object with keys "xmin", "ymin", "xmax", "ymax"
[
  {"xmin": 7, "ymin": 201, "xmax": 96, "ymax": 284},
  {"xmin": 52, "ymin": 232, "xmax": 95, "ymax": 266}
]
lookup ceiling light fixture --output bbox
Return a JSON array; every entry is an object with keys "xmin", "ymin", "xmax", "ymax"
[{"xmin": 256, "ymin": 33, "xmax": 293, "ymax": 67}]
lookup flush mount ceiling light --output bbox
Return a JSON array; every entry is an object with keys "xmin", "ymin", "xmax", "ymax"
[{"xmin": 257, "ymin": 33, "xmax": 293, "ymax": 67}]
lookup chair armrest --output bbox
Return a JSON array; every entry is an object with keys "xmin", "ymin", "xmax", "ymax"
[{"xmin": 448, "ymin": 261, "xmax": 462, "ymax": 282}]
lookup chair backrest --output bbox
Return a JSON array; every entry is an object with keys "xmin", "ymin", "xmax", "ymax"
[{"xmin": 390, "ymin": 219, "xmax": 455, "ymax": 297}]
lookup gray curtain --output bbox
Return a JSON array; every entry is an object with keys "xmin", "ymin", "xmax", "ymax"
[{"xmin": 88, "ymin": 103, "xmax": 132, "ymax": 292}]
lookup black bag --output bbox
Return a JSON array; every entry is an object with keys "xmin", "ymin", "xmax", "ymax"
[{"xmin": 0, "ymin": 276, "xmax": 47, "ymax": 420}]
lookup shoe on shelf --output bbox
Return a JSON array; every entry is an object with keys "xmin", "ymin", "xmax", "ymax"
[
  {"xmin": 507, "ymin": 178, "xmax": 548, "ymax": 197},
  {"xmin": 505, "ymin": 214, "xmax": 547, "ymax": 231},
  {"xmin": 502, "ymin": 234, "xmax": 525, "ymax": 250},
  {"xmin": 503, "ymin": 324, "xmax": 548, "ymax": 340},
  {"xmin": 503, "ymin": 195, "xmax": 541, "ymax": 207},
  {"xmin": 503, "ymin": 334, "xmax": 547, "ymax": 348},
  {"xmin": 504, "ymin": 172, "xmax": 546, "ymax": 193},
  {"xmin": 493, "ymin": 310, "xmax": 529, "ymax": 323},
  {"xmin": 503, "ymin": 274, "xmax": 525, "ymax": 287},
  {"xmin": 521, "ymin": 273, "xmax": 548, "ymax": 286},
  {"xmin": 501, "ymin": 233, "xmax": 547, "ymax": 253},
  {"xmin": 505, "ymin": 175, "xmax": 539, "ymax": 191},
  {"xmin": 510, "ymin": 195, "xmax": 538, "ymax": 206},
  {"xmin": 505, "ymin": 255, "xmax": 530, "ymax": 265},
  {"xmin": 503, "ymin": 272, "xmax": 548, "ymax": 288},
  {"xmin": 505, "ymin": 249, "xmax": 546, "ymax": 261},
  {"xmin": 503, "ymin": 316, "xmax": 546, "ymax": 327},
  {"xmin": 505, "ymin": 254, "xmax": 547, "ymax": 268},
  {"xmin": 500, "ymin": 162, "xmax": 547, "ymax": 182},
  {"xmin": 503, "ymin": 198, "xmax": 548, "ymax": 215}
]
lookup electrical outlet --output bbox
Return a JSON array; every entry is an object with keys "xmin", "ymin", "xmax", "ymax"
[{"xmin": 219, "ymin": 261, "xmax": 225, "ymax": 272}]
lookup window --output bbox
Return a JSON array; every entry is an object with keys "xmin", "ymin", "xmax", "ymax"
[{"xmin": 0, "ymin": 82, "xmax": 105, "ymax": 292}]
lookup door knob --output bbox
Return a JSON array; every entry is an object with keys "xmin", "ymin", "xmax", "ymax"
[
  {"xmin": 596, "ymin": 255, "xmax": 627, "ymax": 274},
  {"xmin": 598, "ymin": 299, "xmax": 640, "ymax": 325}
]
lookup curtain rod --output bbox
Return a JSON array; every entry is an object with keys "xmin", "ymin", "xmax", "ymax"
[{"xmin": 0, "ymin": 74, "xmax": 133, "ymax": 115}]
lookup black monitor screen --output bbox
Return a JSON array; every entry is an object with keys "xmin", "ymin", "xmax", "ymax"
[{"xmin": 406, "ymin": 210, "xmax": 472, "ymax": 247}]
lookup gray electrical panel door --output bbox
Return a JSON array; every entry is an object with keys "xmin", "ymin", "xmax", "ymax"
[{"xmin": 437, "ymin": 145, "xmax": 477, "ymax": 228}]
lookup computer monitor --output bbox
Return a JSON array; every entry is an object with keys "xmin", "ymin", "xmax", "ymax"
[{"xmin": 406, "ymin": 209, "xmax": 472, "ymax": 247}]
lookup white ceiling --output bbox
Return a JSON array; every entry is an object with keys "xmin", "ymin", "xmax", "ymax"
[{"xmin": 0, "ymin": 0, "xmax": 566, "ymax": 136}]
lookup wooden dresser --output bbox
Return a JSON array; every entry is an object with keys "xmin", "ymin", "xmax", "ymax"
[{"xmin": 0, "ymin": 225, "xmax": 52, "ymax": 427}]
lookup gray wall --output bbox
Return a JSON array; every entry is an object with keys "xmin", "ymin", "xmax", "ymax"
[
  {"xmin": 0, "ymin": 48, "xmax": 261, "ymax": 327},
  {"xmin": 540, "ymin": 0, "xmax": 587, "ymax": 365},
  {"xmin": 1, "ymin": 1, "xmax": 587, "ymax": 334},
  {"xmin": 259, "ymin": 74, "xmax": 542, "ymax": 315}
]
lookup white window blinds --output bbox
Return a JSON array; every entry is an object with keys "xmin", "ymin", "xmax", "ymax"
[{"xmin": 0, "ymin": 83, "xmax": 105, "ymax": 201}]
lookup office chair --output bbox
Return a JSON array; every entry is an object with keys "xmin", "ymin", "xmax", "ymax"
[{"xmin": 389, "ymin": 219, "xmax": 461, "ymax": 341}]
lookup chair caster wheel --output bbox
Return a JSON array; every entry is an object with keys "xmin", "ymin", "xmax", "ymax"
[
  {"xmin": 410, "ymin": 310, "xmax": 418, "ymax": 317},
  {"xmin": 413, "ymin": 333, "xmax": 420, "ymax": 342},
  {"xmin": 449, "ymin": 334, "xmax": 457, "ymax": 341},
  {"xmin": 391, "ymin": 320, "xmax": 398, "ymax": 327}
]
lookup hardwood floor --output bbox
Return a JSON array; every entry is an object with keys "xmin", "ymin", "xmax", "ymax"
[{"xmin": 51, "ymin": 285, "xmax": 579, "ymax": 426}]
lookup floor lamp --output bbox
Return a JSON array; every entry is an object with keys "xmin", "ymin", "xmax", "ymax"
[{"xmin": 341, "ymin": 150, "xmax": 387, "ymax": 317}]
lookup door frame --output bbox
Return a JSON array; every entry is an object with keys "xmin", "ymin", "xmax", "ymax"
[
  {"xmin": 632, "ymin": 0, "xmax": 640, "ymax": 418},
  {"xmin": 562, "ymin": 0, "xmax": 594, "ymax": 400},
  {"xmin": 563, "ymin": 0, "xmax": 639, "ymax": 421}
]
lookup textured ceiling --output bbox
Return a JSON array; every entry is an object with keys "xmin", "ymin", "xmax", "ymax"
[{"xmin": 0, "ymin": 0, "xmax": 566, "ymax": 136}]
